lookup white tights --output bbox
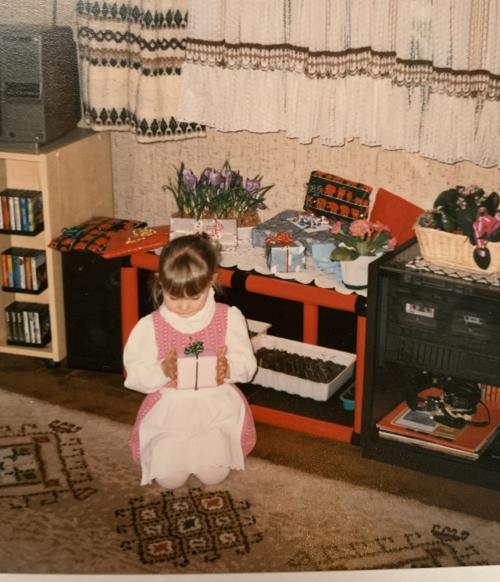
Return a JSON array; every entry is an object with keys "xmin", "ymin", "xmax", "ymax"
[{"xmin": 156, "ymin": 466, "xmax": 230, "ymax": 490}]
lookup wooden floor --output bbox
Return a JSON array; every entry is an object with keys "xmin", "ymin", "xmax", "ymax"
[{"xmin": 2, "ymin": 351, "xmax": 500, "ymax": 522}]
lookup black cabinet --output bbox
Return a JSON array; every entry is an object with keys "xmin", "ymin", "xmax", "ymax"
[
  {"xmin": 361, "ymin": 239, "xmax": 500, "ymax": 490},
  {"xmin": 62, "ymin": 252, "xmax": 153, "ymax": 373}
]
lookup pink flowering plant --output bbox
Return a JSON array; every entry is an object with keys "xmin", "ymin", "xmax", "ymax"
[
  {"xmin": 163, "ymin": 161, "xmax": 273, "ymax": 225},
  {"xmin": 329, "ymin": 219, "xmax": 397, "ymax": 261}
]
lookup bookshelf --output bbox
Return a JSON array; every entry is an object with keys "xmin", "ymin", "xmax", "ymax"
[{"xmin": 0, "ymin": 129, "xmax": 113, "ymax": 363}]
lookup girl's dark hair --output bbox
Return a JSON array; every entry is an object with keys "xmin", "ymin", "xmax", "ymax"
[{"xmin": 152, "ymin": 233, "xmax": 221, "ymax": 306}]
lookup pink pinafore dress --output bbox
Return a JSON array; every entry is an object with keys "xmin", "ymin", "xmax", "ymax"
[{"xmin": 129, "ymin": 303, "xmax": 256, "ymax": 485}]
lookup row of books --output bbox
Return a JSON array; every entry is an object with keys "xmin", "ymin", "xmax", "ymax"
[
  {"xmin": 376, "ymin": 387, "xmax": 500, "ymax": 461},
  {"xmin": 1, "ymin": 247, "xmax": 47, "ymax": 292},
  {"xmin": 0, "ymin": 189, "xmax": 44, "ymax": 234},
  {"xmin": 4, "ymin": 301, "xmax": 51, "ymax": 346}
]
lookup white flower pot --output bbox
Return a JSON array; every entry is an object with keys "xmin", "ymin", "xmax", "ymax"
[{"xmin": 340, "ymin": 255, "xmax": 380, "ymax": 290}]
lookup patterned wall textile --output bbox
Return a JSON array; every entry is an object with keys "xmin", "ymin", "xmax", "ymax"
[
  {"xmin": 76, "ymin": 0, "xmax": 205, "ymax": 142},
  {"xmin": 177, "ymin": 0, "xmax": 500, "ymax": 168}
]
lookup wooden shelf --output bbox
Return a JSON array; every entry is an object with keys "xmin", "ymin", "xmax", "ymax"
[{"xmin": 0, "ymin": 130, "xmax": 114, "ymax": 362}]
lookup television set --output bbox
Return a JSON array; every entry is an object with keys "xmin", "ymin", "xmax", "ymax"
[{"xmin": 0, "ymin": 24, "xmax": 80, "ymax": 150}]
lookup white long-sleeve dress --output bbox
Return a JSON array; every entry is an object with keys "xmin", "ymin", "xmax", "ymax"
[{"xmin": 123, "ymin": 289, "xmax": 257, "ymax": 485}]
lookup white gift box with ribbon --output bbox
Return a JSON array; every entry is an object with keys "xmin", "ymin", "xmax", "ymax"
[
  {"xmin": 176, "ymin": 348, "xmax": 218, "ymax": 390},
  {"xmin": 170, "ymin": 217, "xmax": 237, "ymax": 249}
]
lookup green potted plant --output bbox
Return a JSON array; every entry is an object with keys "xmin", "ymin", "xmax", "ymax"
[
  {"xmin": 163, "ymin": 161, "xmax": 273, "ymax": 228},
  {"xmin": 329, "ymin": 219, "xmax": 397, "ymax": 289},
  {"xmin": 415, "ymin": 185, "xmax": 500, "ymax": 272}
]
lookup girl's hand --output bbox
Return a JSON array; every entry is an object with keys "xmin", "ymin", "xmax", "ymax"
[
  {"xmin": 217, "ymin": 346, "xmax": 230, "ymax": 385},
  {"xmin": 161, "ymin": 349, "xmax": 178, "ymax": 386}
]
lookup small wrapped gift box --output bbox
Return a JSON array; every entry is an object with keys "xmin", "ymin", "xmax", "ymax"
[
  {"xmin": 252, "ymin": 209, "xmax": 336, "ymax": 255},
  {"xmin": 177, "ymin": 341, "xmax": 217, "ymax": 390},
  {"xmin": 170, "ymin": 217, "xmax": 237, "ymax": 249},
  {"xmin": 252, "ymin": 210, "xmax": 303, "ymax": 248},
  {"xmin": 265, "ymin": 232, "xmax": 305, "ymax": 274}
]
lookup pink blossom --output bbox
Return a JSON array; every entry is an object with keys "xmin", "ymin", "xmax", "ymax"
[
  {"xmin": 371, "ymin": 221, "xmax": 390, "ymax": 233},
  {"xmin": 331, "ymin": 221, "xmax": 342, "ymax": 234},
  {"xmin": 387, "ymin": 237, "xmax": 397, "ymax": 250},
  {"xmin": 349, "ymin": 220, "xmax": 371, "ymax": 238}
]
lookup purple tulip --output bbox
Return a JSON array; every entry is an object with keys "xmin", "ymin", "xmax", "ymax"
[
  {"xmin": 222, "ymin": 169, "xmax": 236, "ymax": 190},
  {"xmin": 245, "ymin": 178, "xmax": 261, "ymax": 194},
  {"xmin": 200, "ymin": 168, "xmax": 224, "ymax": 188},
  {"xmin": 181, "ymin": 168, "xmax": 197, "ymax": 192},
  {"xmin": 200, "ymin": 167, "xmax": 214, "ymax": 185}
]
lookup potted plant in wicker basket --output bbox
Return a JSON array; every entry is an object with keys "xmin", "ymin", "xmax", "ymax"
[
  {"xmin": 415, "ymin": 186, "xmax": 500, "ymax": 273},
  {"xmin": 163, "ymin": 161, "xmax": 273, "ymax": 235}
]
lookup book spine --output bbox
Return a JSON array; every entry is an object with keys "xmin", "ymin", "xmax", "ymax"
[
  {"xmin": 22, "ymin": 309, "xmax": 30, "ymax": 344},
  {"xmin": 25, "ymin": 254, "xmax": 33, "ymax": 290},
  {"xmin": 18, "ymin": 255, "xmax": 26, "ymax": 289},
  {"xmin": 4, "ymin": 307, "xmax": 12, "ymax": 342},
  {"xmin": 15, "ymin": 310, "xmax": 23, "ymax": 343},
  {"xmin": 1, "ymin": 252, "xmax": 9, "ymax": 287},
  {"xmin": 0, "ymin": 195, "xmax": 3, "ymax": 230},
  {"xmin": 1, "ymin": 195, "xmax": 9, "ymax": 230},
  {"xmin": 20, "ymin": 197, "xmax": 28, "ymax": 232},
  {"xmin": 8, "ymin": 197, "xmax": 16, "ymax": 230},
  {"xmin": 27, "ymin": 198, "xmax": 35, "ymax": 231},
  {"xmin": 12, "ymin": 255, "xmax": 20, "ymax": 288},
  {"xmin": 6, "ymin": 253, "xmax": 14, "ymax": 287},
  {"xmin": 33, "ymin": 311, "xmax": 41, "ymax": 344},
  {"xmin": 14, "ymin": 197, "xmax": 22, "ymax": 231},
  {"xmin": 31, "ymin": 256, "xmax": 38, "ymax": 290},
  {"xmin": 28, "ymin": 311, "xmax": 36, "ymax": 345},
  {"xmin": 30, "ymin": 252, "xmax": 47, "ymax": 291}
]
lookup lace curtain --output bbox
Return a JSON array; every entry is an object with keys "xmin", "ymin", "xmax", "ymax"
[
  {"xmin": 177, "ymin": 0, "xmax": 500, "ymax": 167},
  {"xmin": 76, "ymin": 0, "xmax": 205, "ymax": 142}
]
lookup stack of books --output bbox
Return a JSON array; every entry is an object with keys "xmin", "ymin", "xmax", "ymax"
[
  {"xmin": 1, "ymin": 248, "xmax": 47, "ymax": 292},
  {"xmin": 377, "ymin": 388, "xmax": 500, "ymax": 461},
  {"xmin": 4, "ymin": 301, "xmax": 51, "ymax": 346},
  {"xmin": 0, "ymin": 189, "xmax": 44, "ymax": 234}
]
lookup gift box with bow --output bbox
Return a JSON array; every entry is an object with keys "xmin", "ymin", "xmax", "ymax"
[
  {"xmin": 252, "ymin": 209, "xmax": 336, "ymax": 255},
  {"xmin": 264, "ymin": 231, "xmax": 305, "ymax": 274},
  {"xmin": 177, "ymin": 340, "xmax": 217, "ymax": 390},
  {"xmin": 170, "ymin": 217, "xmax": 237, "ymax": 249}
]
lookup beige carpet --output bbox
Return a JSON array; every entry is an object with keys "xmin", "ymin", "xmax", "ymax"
[{"xmin": 1, "ymin": 388, "xmax": 499, "ymax": 575}]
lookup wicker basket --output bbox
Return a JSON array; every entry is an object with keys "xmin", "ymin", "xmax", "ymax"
[{"xmin": 415, "ymin": 224, "xmax": 500, "ymax": 275}]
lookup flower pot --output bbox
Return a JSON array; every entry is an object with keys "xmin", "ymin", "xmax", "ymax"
[{"xmin": 340, "ymin": 255, "xmax": 380, "ymax": 290}]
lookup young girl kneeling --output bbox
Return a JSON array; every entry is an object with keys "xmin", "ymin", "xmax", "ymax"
[{"xmin": 124, "ymin": 233, "xmax": 257, "ymax": 489}]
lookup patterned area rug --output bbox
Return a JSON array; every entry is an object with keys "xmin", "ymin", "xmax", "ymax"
[{"xmin": 1, "ymin": 388, "xmax": 500, "ymax": 574}]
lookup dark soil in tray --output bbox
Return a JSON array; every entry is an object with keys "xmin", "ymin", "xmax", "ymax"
[{"xmin": 255, "ymin": 347, "xmax": 346, "ymax": 383}]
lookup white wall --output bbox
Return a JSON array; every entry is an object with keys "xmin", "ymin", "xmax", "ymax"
[{"xmin": 111, "ymin": 128, "xmax": 500, "ymax": 227}]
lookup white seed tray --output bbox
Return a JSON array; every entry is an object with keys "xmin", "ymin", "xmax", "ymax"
[
  {"xmin": 247, "ymin": 319, "xmax": 272, "ymax": 337},
  {"xmin": 251, "ymin": 334, "xmax": 356, "ymax": 401}
]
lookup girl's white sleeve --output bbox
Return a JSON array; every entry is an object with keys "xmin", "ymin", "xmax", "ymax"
[
  {"xmin": 123, "ymin": 314, "xmax": 169, "ymax": 393},
  {"xmin": 225, "ymin": 306, "xmax": 258, "ymax": 384}
]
